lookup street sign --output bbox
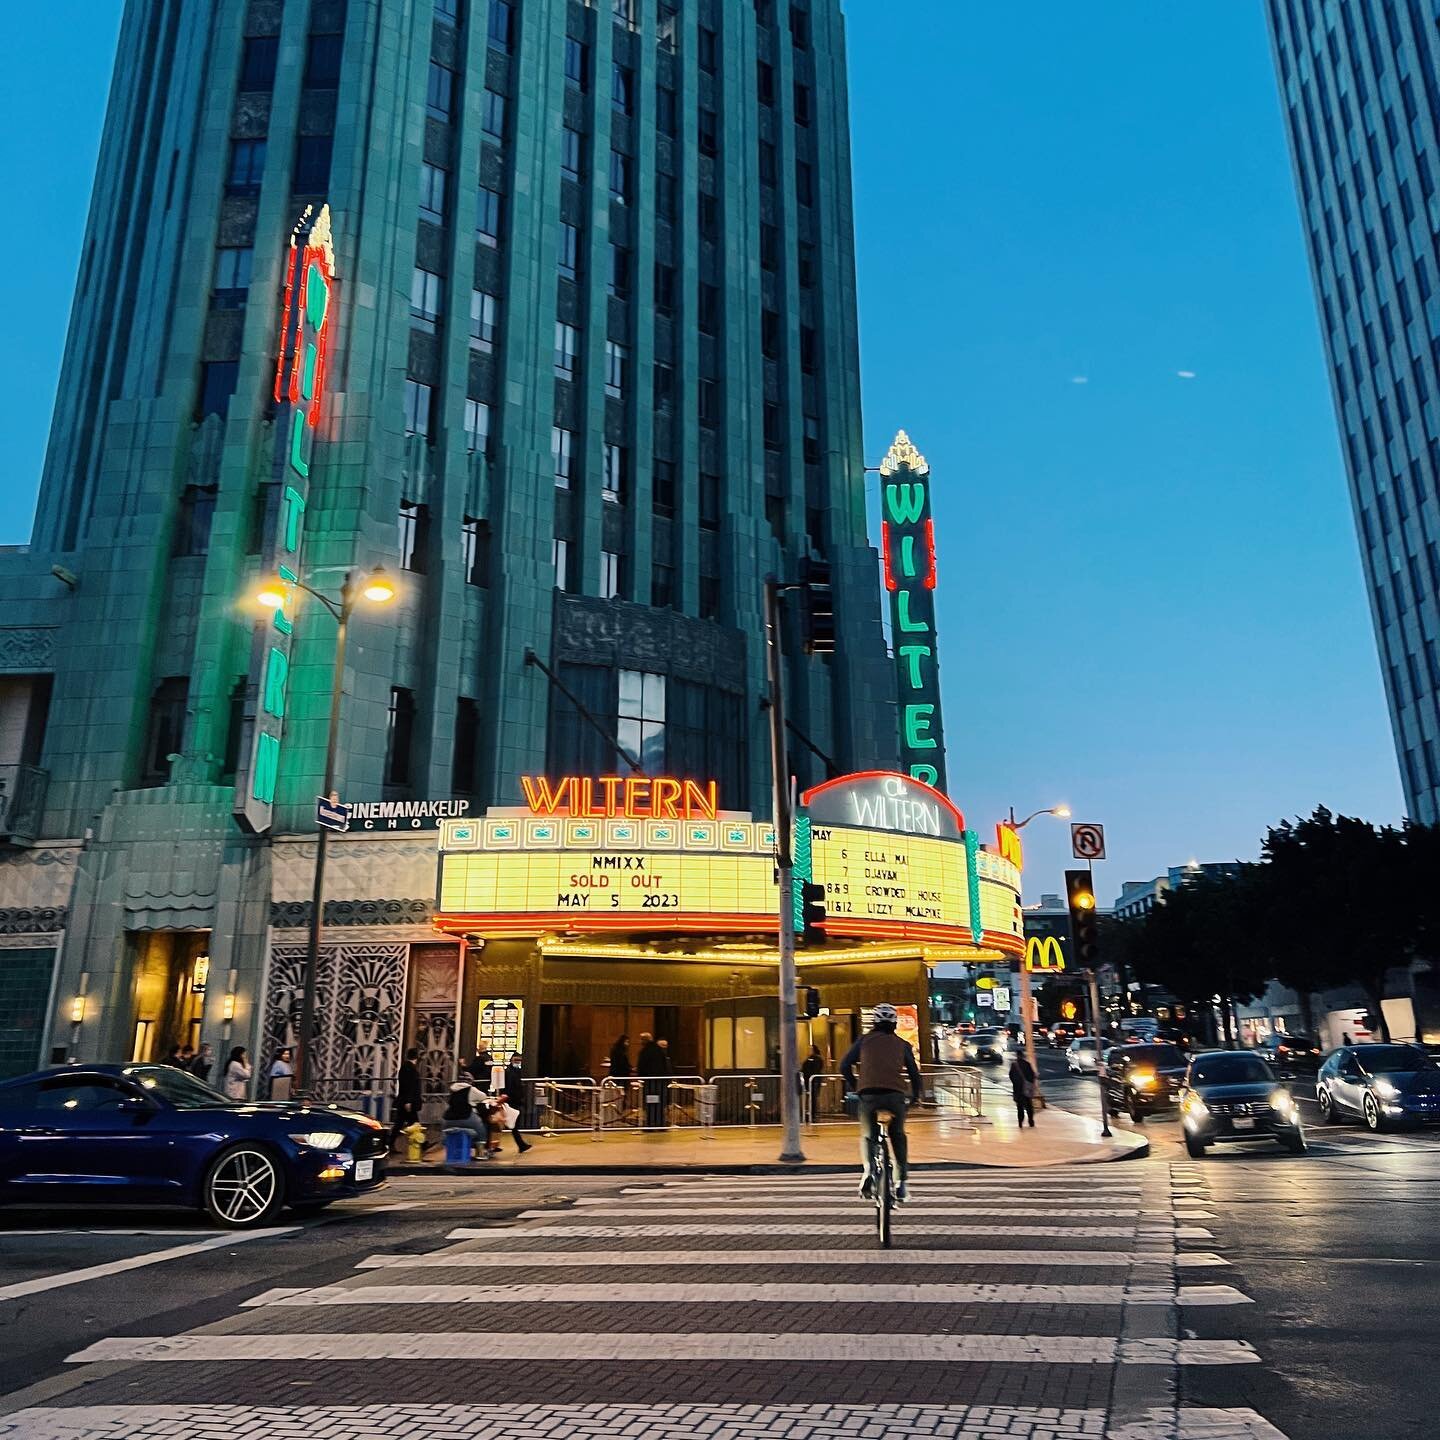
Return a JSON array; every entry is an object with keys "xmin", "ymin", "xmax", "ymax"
[
  {"xmin": 316, "ymin": 795, "xmax": 351, "ymax": 832},
  {"xmin": 976, "ymin": 991, "xmax": 993, "ymax": 1007},
  {"xmin": 992, "ymin": 986, "xmax": 1012, "ymax": 1010},
  {"xmin": 1070, "ymin": 822, "xmax": 1106, "ymax": 861}
]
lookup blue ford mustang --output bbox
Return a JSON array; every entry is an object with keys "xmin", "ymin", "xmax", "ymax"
[{"xmin": 0, "ymin": 1064, "xmax": 388, "ymax": 1227}]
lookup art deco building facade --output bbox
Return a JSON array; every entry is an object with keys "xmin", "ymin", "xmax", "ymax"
[
  {"xmin": 1267, "ymin": 0, "xmax": 1440, "ymax": 822},
  {"xmin": 0, "ymin": 0, "xmax": 895, "ymax": 1082}
]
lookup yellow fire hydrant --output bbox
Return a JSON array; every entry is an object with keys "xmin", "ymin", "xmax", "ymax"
[{"xmin": 403, "ymin": 1123, "xmax": 428, "ymax": 1163}]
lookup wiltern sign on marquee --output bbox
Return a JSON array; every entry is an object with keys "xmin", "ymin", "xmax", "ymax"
[
  {"xmin": 235, "ymin": 204, "xmax": 337, "ymax": 834},
  {"xmin": 880, "ymin": 431, "xmax": 948, "ymax": 792}
]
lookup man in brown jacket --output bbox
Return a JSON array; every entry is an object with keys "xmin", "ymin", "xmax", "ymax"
[{"xmin": 840, "ymin": 1002, "xmax": 923, "ymax": 1202}]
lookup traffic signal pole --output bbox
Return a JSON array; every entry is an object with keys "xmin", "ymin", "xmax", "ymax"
[{"xmin": 764, "ymin": 576, "xmax": 805, "ymax": 1164}]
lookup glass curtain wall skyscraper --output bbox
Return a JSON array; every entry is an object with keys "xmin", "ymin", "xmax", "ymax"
[
  {"xmin": 0, "ymin": 0, "xmax": 896, "ymax": 1071},
  {"xmin": 1266, "ymin": 0, "xmax": 1440, "ymax": 822}
]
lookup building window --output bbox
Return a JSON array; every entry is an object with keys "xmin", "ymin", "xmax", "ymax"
[
  {"xmin": 803, "ymin": 414, "xmax": 821, "ymax": 463},
  {"xmin": 761, "ymin": 309, "xmax": 780, "ymax": 358},
  {"xmin": 398, "ymin": 499, "xmax": 430, "ymax": 572},
  {"xmin": 603, "ymin": 443, "xmax": 626, "ymax": 502},
  {"xmin": 608, "ymin": 243, "xmax": 630, "ymax": 297},
  {"xmin": 410, "ymin": 267, "xmax": 445, "ymax": 331},
  {"xmin": 700, "ymin": 574, "xmax": 720, "ymax": 619},
  {"xmin": 698, "ymin": 26, "xmax": 718, "ymax": 72},
  {"xmin": 552, "ymin": 426, "xmax": 574, "ymax": 486},
  {"xmin": 239, "ymin": 36, "xmax": 279, "ymax": 91},
  {"xmin": 652, "ymin": 561, "xmax": 675, "ymax": 609},
  {"xmin": 789, "ymin": 4, "xmax": 809, "ymax": 48},
  {"xmin": 435, "ymin": 0, "xmax": 462, "ymax": 24},
  {"xmin": 226, "ymin": 139, "xmax": 267, "ymax": 194},
  {"xmin": 757, "ymin": 60, "xmax": 775, "ymax": 105},
  {"xmin": 800, "ymin": 324, "xmax": 817, "ymax": 373},
  {"xmin": 197, "ymin": 361, "xmax": 239, "ymax": 420},
  {"xmin": 477, "ymin": 186, "xmax": 503, "ymax": 245},
  {"xmin": 698, "ymin": 378, "xmax": 720, "ymax": 428},
  {"xmin": 759, "ymin": 140, "xmax": 777, "ymax": 186},
  {"xmin": 482, "ymin": 89, "xmax": 507, "ymax": 140},
  {"xmin": 385, "ymin": 687, "xmax": 416, "ymax": 787},
  {"xmin": 559, "ymin": 222, "xmax": 580, "ymax": 279},
  {"xmin": 427, "ymin": 62, "xmax": 455, "ymax": 120},
  {"xmin": 565, "ymin": 37, "xmax": 587, "ymax": 89},
  {"xmin": 699, "ymin": 469, "xmax": 721, "ymax": 528},
  {"xmin": 461, "ymin": 516, "xmax": 489, "ymax": 588},
  {"xmin": 760, "ymin": 223, "xmax": 779, "ymax": 271},
  {"xmin": 798, "ymin": 241, "xmax": 816, "ymax": 287},
  {"xmin": 561, "ymin": 125, "xmax": 584, "ymax": 181},
  {"xmin": 211, "ymin": 246, "xmax": 253, "ymax": 308},
  {"xmin": 419, "ymin": 162, "xmax": 448, "ymax": 224},
  {"xmin": 605, "ymin": 340, "xmax": 629, "ymax": 397},
  {"xmin": 654, "ymin": 262, "xmax": 676, "ymax": 312},
  {"xmin": 304, "ymin": 32, "xmax": 343, "ymax": 88},
  {"xmin": 698, "ymin": 109, "xmax": 719, "ymax": 156},
  {"xmin": 613, "ymin": 0, "xmax": 636, "ymax": 30},
  {"xmin": 700, "ymin": 283, "xmax": 721, "ymax": 335},
  {"xmin": 658, "ymin": 173, "xmax": 677, "ymax": 220},
  {"xmin": 600, "ymin": 548, "xmax": 623, "ymax": 600},
  {"xmin": 463, "ymin": 398, "xmax": 491, "ymax": 454},
  {"xmin": 553, "ymin": 537, "xmax": 571, "ymax": 590},
  {"xmin": 657, "ymin": 85, "xmax": 677, "ymax": 136},
  {"xmin": 403, "ymin": 379, "xmax": 433, "ymax": 438},
  {"xmin": 794, "ymin": 81, "xmax": 811, "ymax": 126},
  {"xmin": 141, "ymin": 677, "xmax": 189, "ymax": 786},
  {"xmin": 652, "ymin": 362, "xmax": 674, "ymax": 411},
  {"xmin": 658, "ymin": 5, "xmax": 677, "ymax": 50},
  {"xmin": 555, "ymin": 322, "xmax": 580, "ymax": 378},
  {"xmin": 453, "ymin": 696, "xmax": 480, "ymax": 792},
  {"xmin": 653, "ymin": 458, "xmax": 676, "ymax": 515},
  {"xmin": 795, "ymin": 160, "xmax": 814, "ymax": 205},
  {"xmin": 699, "ymin": 192, "xmax": 719, "ymax": 238},
  {"xmin": 612, "ymin": 64, "xmax": 634, "ymax": 114},
  {"xmin": 488, "ymin": 0, "xmax": 515, "ymax": 51},
  {"xmin": 617, "ymin": 670, "xmax": 665, "ymax": 772},
  {"xmin": 469, "ymin": 289, "xmax": 497, "ymax": 351},
  {"xmin": 292, "ymin": 134, "xmax": 333, "ymax": 193},
  {"xmin": 172, "ymin": 483, "xmax": 218, "ymax": 557},
  {"xmin": 609, "ymin": 149, "xmax": 632, "ymax": 204}
]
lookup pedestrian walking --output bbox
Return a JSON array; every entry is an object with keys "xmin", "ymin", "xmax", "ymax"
[
  {"xmin": 223, "ymin": 1046, "xmax": 252, "ymax": 1101},
  {"xmin": 391, "ymin": 1046, "xmax": 423, "ymax": 1146},
  {"xmin": 636, "ymin": 1032, "xmax": 669, "ymax": 1128},
  {"xmin": 442, "ymin": 1071, "xmax": 495, "ymax": 1157},
  {"xmin": 1009, "ymin": 1051, "xmax": 1037, "ymax": 1128},
  {"xmin": 498, "ymin": 1051, "xmax": 532, "ymax": 1153},
  {"xmin": 608, "ymin": 1033, "xmax": 632, "ymax": 1078},
  {"xmin": 268, "ymin": 1047, "xmax": 294, "ymax": 1100},
  {"xmin": 164, "ymin": 1042, "xmax": 186, "ymax": 1069},
  {"xmin": 189, "ymin": 1043, "xmax": 215, "ymax": 1084}
]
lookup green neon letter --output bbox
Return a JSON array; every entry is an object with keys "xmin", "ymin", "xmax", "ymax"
[
  {"xmin": 281, "ymin": 487, "xmax": 306, "ymax": 551},
  {"xmin": 899, "ymin": 533, "xmax": 918, "ymax": 578},
  {"xmin": 301, "ymin": 341, "xmax": 319, "ymax": 402},
  {"xmin": 262, "ymin": 647, "xmax": 289, "ymax": 718},
  {"xmin": 252, "ymin": 731, "xmax": 280, "ymax": 804},
  {"xmin": 898, "ymin": 643, "xmax": 932, "ymax": 690},
  {"xmin": 289, "ymin": 410, "xmax": 309, "ymax": 479},
  {"xmin": 895, "ymin": 589, "xmax": 929, "ymax": 633},
  {"xmin": 306, "ymin": 263, "xmax": 329, "ymax": 327},
  {"xmin": 903, "ymin": 703, "xmax": 937, "ymax": 749},
  {"xmin": 884, "ymin": 482, "xmax": 925, "ymax": 525},
  {"xmin": 909, "ymin": 763, "xmax": 939, "ymax": 785}
]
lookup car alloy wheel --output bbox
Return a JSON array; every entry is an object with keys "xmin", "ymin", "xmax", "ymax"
[
  {"xmin": 1318, "ymin": 1087, "xmax": 1340, "ymax": 1124},
  {"xmin": 1362, "ymin": 1093, "xmax": 1385, "ymax": 1133},
  {"xmin": 204, "ymin": 1144, "xmax": 283, "ymax": 1227}
]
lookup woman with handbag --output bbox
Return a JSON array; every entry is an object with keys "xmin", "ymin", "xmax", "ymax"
[{"xmin": 496, "ymin": 1052, "xmax": 532, "ymax": 1154}]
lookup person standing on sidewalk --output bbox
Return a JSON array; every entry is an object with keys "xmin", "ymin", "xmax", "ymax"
[
  {"xmin": 1009, "ymin": 1050, "xmax": 1037, "ymax": 1128},
  {"xmin": 391, "ymin": 1046, "xmax": 423, "ymax": 1147}
]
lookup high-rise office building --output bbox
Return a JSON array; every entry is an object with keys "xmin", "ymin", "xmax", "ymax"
[
  {"xmin": 1266, "ymin": 0, "xmax": 1440, "ymax": 822},
  {"xmin": 0, "ymin": 0, "xmax": 896, "ymax": 1079}
]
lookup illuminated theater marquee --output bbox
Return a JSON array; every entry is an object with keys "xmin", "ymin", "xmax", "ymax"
[{"xmin": 521, "ymin": 775, "xmax": 718, "ymax": 820}]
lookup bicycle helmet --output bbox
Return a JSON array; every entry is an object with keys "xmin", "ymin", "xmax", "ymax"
[{"xmin": 872, "ymin": 1002, "xmax": 899, "ymax": 1024}]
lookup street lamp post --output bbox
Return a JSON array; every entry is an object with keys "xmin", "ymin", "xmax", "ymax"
[
  {"xmin": 255, "ymin": 566, "xmax": 395, "ymax": 1098},
  {"xmin": 1007, "ymin": 803, "xmax": 1070, "ymax": 1109}
]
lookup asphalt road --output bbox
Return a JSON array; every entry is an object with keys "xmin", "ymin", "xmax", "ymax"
[{"xmin": 2, "ymin": 1070, "xmax": 1439, "ymax": 1439}]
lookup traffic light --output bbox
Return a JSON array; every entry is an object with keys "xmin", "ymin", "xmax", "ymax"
[
  {"xmin": 800, "ymin": 880, "xmax": 826, "ymax": 944},
  {"xmin": 1065, "ymin": 869, "xmax": 1099, "ymax": 970},
  {"xmin": 798, "ymin": 556, "xmax": 836, "ymax": 654},
  {"xmin": 802, "ymin": 986, "xmax": 821, "ymax": 1018}
]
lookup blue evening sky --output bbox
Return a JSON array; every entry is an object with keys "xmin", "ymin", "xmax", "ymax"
[{"xmin": 0, "ymin": 3, "xmax": 1404, "ymax": 900}]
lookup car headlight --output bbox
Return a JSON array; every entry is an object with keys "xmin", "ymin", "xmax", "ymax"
[
  {"xmin": 1373, "ymin": 1079, "xmax": 1399, "ymax": 1099},
  {"xmin": 1181, "ymin": 1093, "xmax": 1209, "ymax": 1117},
  {"xmin": 1131, "ymin": 1071, "xmax": 1157, "ymax": 1089},
  {"xmin": 1269, "ymin": 1089, "xmax": 1297, "ymax": 1115},
  {"xmin": 290, "ymin": 1130, "xmax": 347, "ymax": 1149}
]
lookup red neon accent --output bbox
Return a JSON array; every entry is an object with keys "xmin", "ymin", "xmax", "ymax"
[
  {"xmin": 799, "ymin": 769, "xmax": 965, "ymax": 832},
  {"xmin": 880, "ymin": 522, "xmax": 898, "ymax": 592},
  {"xmin": 287, "ymin": 253, "xmax": 309, "ymax": 407},
  {"xmin": 273, "ymin": 242, "xmax": 297, "ymax": 405},
  {"xmin": 307, "ymin": 249, "xmax": 335, "ymax": 427},
  {"xmin": 923, "ymin": 518, "xmax": 937, "ymax": 590}
]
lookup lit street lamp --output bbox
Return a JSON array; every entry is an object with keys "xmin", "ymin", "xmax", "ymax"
[
  {"xmin": 1007, "ymin": 802, "xmax": 1070, "ymax": 1107},
  {"xmin": 254, "ymin": 565, "xmax": 397, "ymax": 1096}
]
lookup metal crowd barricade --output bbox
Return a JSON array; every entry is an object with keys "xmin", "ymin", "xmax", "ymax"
[
  {"xmin": 527, "ymin": 1076, "xmax": 599, "ymax": 1135},
  {"xmin": 804, "ymin": 1065, "xmax": 984, "ymax": 1126},
  {"xmin": 709, "ymin": 1073, "xmax": 785, "ymax": 1126},
  {"xmin": 597, "ymin": 1075, "xmax": 709, "ymax": 1130}
]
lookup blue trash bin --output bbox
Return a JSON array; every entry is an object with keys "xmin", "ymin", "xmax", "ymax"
[{"xmin": 444, "ymin": 1129, "xmax": 473, "ymax": 1164}]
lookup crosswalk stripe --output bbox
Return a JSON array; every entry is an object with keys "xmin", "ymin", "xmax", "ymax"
[
  {"xmin": 454, "ymin": 1222, "xmax": 1155, "ymax": 1239},
  {"xmin": 241, "ymin": 1280, "xmax": 1254, "ymax": 1307},
  {"xmin": 594, "ymin": 1198, "xmax": 1147, "ymax": 1215},
  {"xmin": 66, "ymin": 1332, "xmax": 1262, "ymax": 1365},
  {"xmin": 360, "ymin": 1248, "xmax": 1217, "ymax": 1269},
  {"xmin": 0, "ymin": 1403, "xmax": 1294, "ymax": 1438}
]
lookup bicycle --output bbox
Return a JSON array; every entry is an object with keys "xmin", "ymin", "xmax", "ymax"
[{"xmin": 849, "ymin": 1092, "xmax": 899, "ymax": 1248}]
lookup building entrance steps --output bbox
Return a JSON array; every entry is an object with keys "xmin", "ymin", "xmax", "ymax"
[{"xmin": 389, "ymin": 1096, "xmax": 1146, "ymax": 1174}]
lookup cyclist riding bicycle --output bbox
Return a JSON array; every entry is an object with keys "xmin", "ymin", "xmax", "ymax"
[{"xmin": 840, "ymin": 1002, "xmax": 922, "ymax": 1203}]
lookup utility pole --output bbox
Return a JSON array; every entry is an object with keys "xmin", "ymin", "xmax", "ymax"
[
  {"xmin": 763, "ymin": 576, "xmax": 805, "ymax": 1164},
  {"xmin": 1085, "ymin": 965, "xmax": 1112, "ymax": 1137}
]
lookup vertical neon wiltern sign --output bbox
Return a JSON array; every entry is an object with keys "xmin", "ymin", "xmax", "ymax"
[
  {"xmin": 879, "ymin": 430, "xmax": 948, "ymax": 793},
  {"xmin": 234, "ymin": 204, "xmax": 336, "ymax": 835}
]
